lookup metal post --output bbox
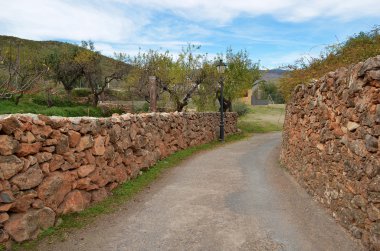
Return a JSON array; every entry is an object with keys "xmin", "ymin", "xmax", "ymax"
[
  {"xmin": 220, "ymin": 78, "xmax": 225, "ymax": 142},
  {"xmin": 149, "ymin": 76, "xmax": 157, "ymax": 112}
]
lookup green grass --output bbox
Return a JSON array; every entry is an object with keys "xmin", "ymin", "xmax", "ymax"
[
  {"xmin": 0, "ymin": 98, "xmax": 106, "ymax": 117},
  {"xmin": 7, "ymin": 105, "xmax": 283, "ymax": 251},
  {"xmin": 238, "ymin": 104, "xmax": 285, "ymax": 133}
]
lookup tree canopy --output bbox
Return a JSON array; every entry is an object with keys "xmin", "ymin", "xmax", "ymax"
[{"xmin": 125, "ymin": 45, "xmax": 261, "ymax": 112}]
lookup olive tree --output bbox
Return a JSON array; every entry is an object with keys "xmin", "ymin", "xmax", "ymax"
[{"xmin": 0, "ymin": 41, "xmax": 47, "ymax": 104}]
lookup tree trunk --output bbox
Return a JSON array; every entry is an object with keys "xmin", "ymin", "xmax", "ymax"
[
  {"xmin": 225, "ymin": 99, "xmax": 232, "ymax": 112},
  {"xmin": 46, "ymin": 88, "xmax": 53, "ymax": 107},
  {"xmin": 176, "ymin": 102, "xmax": 185, "ymax": 112},
  {"xmin": 14, "ymin": 92, "xmax": 23, "ymax": 105},
  {"xmin": 66, "ymin": 89, "xmax": 72, "ymax": 102},
  {"xmin": 93, "ymin": 93, "xmax": 99, "ymax": 107}
]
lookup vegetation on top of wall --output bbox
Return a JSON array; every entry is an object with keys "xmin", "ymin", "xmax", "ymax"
[{"xmin": 279, "ymin": 25, "xmax": 380, "ymax": 101}]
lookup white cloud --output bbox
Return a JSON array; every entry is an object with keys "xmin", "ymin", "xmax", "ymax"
[
  {"xmin": 122, "ymin": 0, "xmax": 380, "ymax": 23},
  {"xmin": 0, "ymin": 0, "xmax": 147, "ymax": 43}
]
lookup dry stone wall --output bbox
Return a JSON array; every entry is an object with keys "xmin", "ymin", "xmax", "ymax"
[
  {"xmin": 0, "ymin": 112, "xmax": 237, "ymax": 245},
  {"xmin": 281, "ymin": 55, "xmax": 380, "ymax": 249}
]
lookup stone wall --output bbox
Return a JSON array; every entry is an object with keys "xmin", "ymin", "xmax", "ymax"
[
  {"xmin": 281, "ymin": 55, "xmax": 380, "ymax": 249},
  {"xmin": 0, "ymin": 112, "xmax": 237, "ymax": 245}
]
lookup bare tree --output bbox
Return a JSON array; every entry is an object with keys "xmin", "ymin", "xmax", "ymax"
[{"xmin": 0, "ymin": 42, "xmax": 48, "ymax": 104}]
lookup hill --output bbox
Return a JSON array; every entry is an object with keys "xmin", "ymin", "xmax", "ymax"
[
  {"xmin": 260, "ymin": 69, "xmax": 288, "ymax": 82},
  {"xmin": 279, "ymin": 25, "xmax": 380, "ymax": 101},
  {"xmin": 0, "ymin": 35, "xmax": 128, "ymax": 87}
]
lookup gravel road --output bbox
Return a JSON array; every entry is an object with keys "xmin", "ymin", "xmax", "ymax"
[{"xmin": 37, "ymin": 132, "xmax": 364, "ymax": 251}]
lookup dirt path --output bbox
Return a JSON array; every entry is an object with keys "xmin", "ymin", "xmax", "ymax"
[{"xmin": 37, "ymin": 133, "xmax": 364, "ymax": 251}]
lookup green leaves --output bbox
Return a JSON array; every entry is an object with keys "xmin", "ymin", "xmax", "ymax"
[{"xmin": 125, "ymin": 45, "xmax": 260, "ymax": 112}]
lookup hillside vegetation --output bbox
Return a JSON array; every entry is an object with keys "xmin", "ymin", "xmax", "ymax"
[
  {"xmin": 0, "ymin": 35, "xmax": 121, "ymax": 76},
  {"xmin": 279, "ymin": 26, "xmax": 380, "ymax": 101}
]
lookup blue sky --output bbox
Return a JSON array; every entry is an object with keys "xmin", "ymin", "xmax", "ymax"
[{"xmin": 0, "ymin": 0, "xmax": 379, "ymax": 69}]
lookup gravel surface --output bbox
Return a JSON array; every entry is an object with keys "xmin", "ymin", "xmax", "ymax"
[{"xmin": 37, "ymin": 132, "xmax": 364, "ymax": 251}]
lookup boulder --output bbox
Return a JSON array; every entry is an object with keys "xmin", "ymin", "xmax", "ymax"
[
  {"xmin": 358, "ymin": 55, "xmax": 380, "ymax": 77},
  {"xmin": 35, "ymin": 152, "xmax": 53, "ymax": 163},
  {"xmin": 55, "ymin": 134, "xmax": 69, "ymax": 154},
  {"xmin": 58, "ymin": 190, "xmax": 91, "ymax": 214},
  {"xmin": 78, "ymin": 164, "xmax": 96, "ymax": 178},
  {"xmin": 16, "ymin": 142, "xmax": 42, "ymax": 157},
  {"xmin": 37, "ymin": 172, "xmax": 72, "ymax": 210},
  {"xmin": 0, "ymin": 155, "xmax": 24, "ymax": 180},
  {"xmin": 92, "ymin": 136, "xmax": 105, "ymax": 156},
  {"xmin": 21, "ymin": 131, "xmax": 36, "ymax": 143},
  {"xmin": 68, "ymin": 130, "xmax": 81, "ymax": 148},
  {"xmin": 11, "ymin": 165, "xmax": 43, "ymax": 190},
  {"xmin": 11, "ymin": 191, "xmax": 37, "ymax": 212},
  {"xmin": 76, "ymin": 135, "xmax": 94, "ymax": 152},
  {"xmin": 49, "ymin": 155, "xmax": 65, "ymax": 172},
  {"xmin": 0, "ymin": 116, "xmax": 22, "ymax": 134},
  {"xmin": 31, "ymin": 124, "xmax": 53, "ymax": 138},
  {"xmin": 91, "ymin": 188, "xmax": 108, "ymax": 203},
  {"xmin": 0, "ymin": 135, "xmax": 19, "ymax": 155},
  {"xmin": 4, "ymin": 207, "xmax": 55, "ymax": 242}
]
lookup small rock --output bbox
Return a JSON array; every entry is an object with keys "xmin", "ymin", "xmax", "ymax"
[
  {"xmin": 11, "ymin": 191, "xmax": 37, "ymax": 212},
  {"xmin": 21, "ymin": 131, "xmax": 36, "ymax": 143},
  {"xmin": 92, "ymin": 136, "xmax": 105, "ymax": 156},
  {"xmin": 31, "ymin": 199, "xmax": 44, "ymax": 209},
  {"xmin": 11, "ymin": 165, "xmax": 43, "ymax": 190},
  {"xmin": 347, "ymin": 121, "xmax": 360, "ymax": 132},
  {"xmin": 0, "ymin": 135, "xmax": 19, "ymax": 155},
  {"xmin": 348, "ymin": 139, "xmax": 367, "ymax": 157},
  {"xmin": 16, "ymin": 142, "xmax": 42, "ymax": 157},
  {"xmin": 0, "ymin": 203, "xmax": 13, "ymax": 212},
  {"xmin": 350, "ymin": 226, "xmax": 363, "ymax": 239},
  {"xmin": 68, "ymin": 130, "xmax": 81, "ymax": 148},
  {"xmin": 365, "ymin": 134, "xmax": 378, "ymax": 152},
  {"xmin": 91, "ymin": 188, "xmax": 108, "ymax": 203},
  {"xmin": 56, "ymin": 135, "xmax": 69, "ymax": 154},
  {"xmin": 351, "ymin": 195, "xmax": 367, "ymax": 209},
  {"xmin": 316, "ymin": 143, "xmax": 325, "ymax": 151},
  {"xmin": 76, "ymin": 135, "xmax": 94, "ymax": 152},
  {"xmin": 35, "ymin": 152, "xmax": 53, "ymax": 163},
  {"xmin": 0, "ymin": 116, "xmax": 22, "ymax": 134},
  {"xmin": 0, "ymin": 212, "xmax": 9, "ymax": 223},
  {"xmin": 49, "ymin": 155, "xmax": 65, "ymax": 172},
  {"xmin": 78, "ymin": 164, "xmax": 96, "ymax": 178},
  {"xmin": 58, "ymin": 190, "xmax": 91, "ymax": 214},
  {"xmin": 369, "ymin": 176, "xmax": 380, "ymax": 192},
  {"xmin": 0, "ymin": 155, "xmax": 24, "ymax": 180},
  {"xmin": 368, "ymin": 204, "xmax": 380, "ymax": 221},
  {"xmin": 0, "ymin": 191, "xmax": 15, "ymax": 203}
]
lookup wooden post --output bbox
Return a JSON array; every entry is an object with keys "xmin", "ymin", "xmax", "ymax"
[{"xmin": 149, "ymin": 76, "xmax": 157, "ymax": 112}]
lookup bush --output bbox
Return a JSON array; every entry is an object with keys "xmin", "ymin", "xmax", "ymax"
[
  {"xmin": 31, "ymin": 94, "xmax": 74, "ymax": 107},
  {"xmin": 72, "ymin": 88, "xmax": 92, "ymax": 97},
  {"xmin": 134, "ymin": 102, "xmax": 150, "ymax": 113},
  {"xmin": 232, "ymin": 102, "xmax": 250, "ymax": 116}
]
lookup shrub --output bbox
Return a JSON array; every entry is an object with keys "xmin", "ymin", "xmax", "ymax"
[
  {"xmin": 232, "ymin": 102, "xmax": 250, "ymax": 116},
  {"xmin": 72, "ymin": 88, "xmax": 92, "ymax": 97},
  {"xmin": 134, "ymin": 102, "xmax": 150, "ymax": 113},
  {"xmin": 31, "ymin": 94, "xmax": 74, "ymax": 107}
]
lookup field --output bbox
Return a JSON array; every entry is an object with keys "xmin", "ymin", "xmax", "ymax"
[{"xmin": 237, "ymin": 104, "xmax": 285, "ymax": 133}]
